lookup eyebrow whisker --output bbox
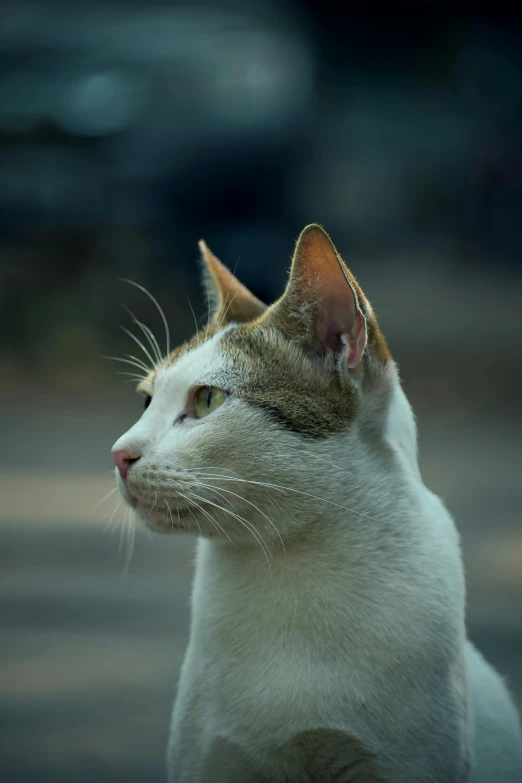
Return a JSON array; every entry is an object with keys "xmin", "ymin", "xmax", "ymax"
[
  {"xmin": 119, "ymin": 278, "xmax": 171, "ymax": 358},
  {"xmin": 122, "ymin": 304, "xmax": 163, "ymax": 365},
  {"xmin": 120, "ymin": 325, "xmax": 156, "ymax": 369}
]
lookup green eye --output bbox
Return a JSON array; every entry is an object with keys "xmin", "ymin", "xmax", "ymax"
[{"xmin": 194, "ymin": 387, "xmax": 227, "ymax": 419}]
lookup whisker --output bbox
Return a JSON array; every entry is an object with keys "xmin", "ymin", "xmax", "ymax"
[
  {"xmin": 167, "ymin": 484, "xmax": 201, "ymax": 536},
  {"xmin": 122, "ymin": 304, "xmax": 163, "ymax": 365},
  {"xmin": 93, "ymin": 485, "xmax": 119, "ymax": 510},
  {"xmin": 187, "ymin": 490, "xmax": 272, "ymax": 573},
  {"xmin": 191, "ymin": 466, "xmax": 244, "ymax": 480},
  {"xmin": 186, "ymin": 296, "xmax": 200, "ymax": 348},
  {"xmin": 187, "ymin": 506, "xmax": 202, "ymax": 536},
  {"xmin": 125, "ymin": 354, "xmax": 152, "ymax": 373},
  {"xmin": 118, "ymin": 372, "xmax": 148, "ymax": 384},
  {"xmin": 203, "ymin": 275, "xmax": 212, "ymax": 341},
  {"xmin": 215, "ymin": 252, "xmax": 241, "ymax": 332},
  {"xmin": 180, "ymin": 494, "xmax": 204, "ymax": 537},
  {"xmin": 117, "ymin": 509, "xmax": 127, "ymax": 557},
  {"xmin": 120, "ymin": 325, "xmax": 156, "ymax": 369},
  {"xmin": 103, "ymin": 500, "xmax": 122, "ymax": 532},
  {"xmin": 103, "ymin": 355, "xmax": 151, "ymax": 374},
  {"xmin": 117, "ymin": 370, "xmax": 147, "ymax": 378},
  {"xmin": 164, "ymin": 498, "xmax": 174, "ymax": 529},
  {"xmin": 192, "ymin": 469, "xmax": 282, "ymax": 510},
  {"xmin": 192, "ymin": 481, "xmax": 240, "ymax": 512},
  {"xmin": 197, "ymin": 481, "xmax": 285, "ymax": 553},
  {"xmin": 185, "ymin": 490, "xmax": 234, "ymax": 545},
  {"xmin": 123, "ymin": 509, "xmax": 136, "ymax": 576},
  {"xmin": 120, "ymin": 278, "xmax": 171, "ymax": 358},
  {"xmin": 162, "ymin": 494, "xmax": 183, "ymax": 531},
  {"xmin": 194, "ymin": 474, "xmax": 375, "ymax": 521},
  {"xmin": 305, "ymin": 453, "xmax": 356, "ymax": 478},
  {"xmin": 216, "ymin": 289, "xmax": 238, "ymax": 332}
]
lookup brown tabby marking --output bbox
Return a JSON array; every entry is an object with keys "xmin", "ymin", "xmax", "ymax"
[
  {"xmin": 198, "ymin": 730, "xmax": 384, "ymax": 783},
  {"xmin": 222, "ymin": 323, "xmax": 360, "ymax": 438},
  {"xmin": 284, "ymin": 728, "xmax": 384, "ymax": 783}
]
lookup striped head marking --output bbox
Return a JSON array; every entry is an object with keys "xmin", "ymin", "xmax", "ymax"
[{"xmin": 111, "ymin": 224, "xmax": 392, "ymax": 542}]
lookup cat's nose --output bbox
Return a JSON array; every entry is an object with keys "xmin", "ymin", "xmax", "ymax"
[{"xmin": 112, "ymin": 447, "xmax": 140, "ymax": 481}]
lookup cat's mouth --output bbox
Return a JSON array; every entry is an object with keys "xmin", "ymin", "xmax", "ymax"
[
  {"xmin": 114, "ymin": 469, "xmax": 217, "ymax": 534},
  {"xmin": 131, "ymin": 496, "xmax": 198, "ymax": 533},
  {"xmin": 118, "ymin": 481, "xmax": 206, "ymax": 533}
]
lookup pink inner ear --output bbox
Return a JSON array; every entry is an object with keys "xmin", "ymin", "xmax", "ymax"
[
  {"xmin": 274, "ymin": 224, "xmax": 369, "ymax": 368},
  {"xmin": 312, "ymin": 271, "xmax": 367, "ymax": 367},
  {"xmin": 346, "ymin": 312, "xmax": 367, "ymax": 368},
  {"xmin": 316, "ymin": 302, "xmax": 367, "ymax": 367}
]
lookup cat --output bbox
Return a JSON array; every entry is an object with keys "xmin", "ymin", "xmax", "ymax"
[{"xmin": 111, "ymin": 224, "xmax": 522, "ymax": 782}]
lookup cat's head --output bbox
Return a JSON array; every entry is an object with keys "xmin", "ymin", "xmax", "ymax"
[{"xmin": 111, "ymin": 224, "xmax": 393, "ymax": 547}]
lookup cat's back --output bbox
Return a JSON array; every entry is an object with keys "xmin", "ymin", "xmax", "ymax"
[
  {"xmin": 417, "ymin": 487, "xmax": 522, "ymax": 780},
  {"xmin": 467, "ymin": 642, "xmax": 522, "ymax": 782}
]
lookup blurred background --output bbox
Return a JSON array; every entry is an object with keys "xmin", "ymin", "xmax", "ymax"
[{"xmin": 1, "ymin": 2, "xmax": 521, "ymax": 780}]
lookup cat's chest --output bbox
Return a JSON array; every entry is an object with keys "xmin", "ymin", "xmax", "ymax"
[
  {"xmin": 180, "ymin": 562, "xmax": 375, "ymax": 743},
  {"xmin": 171, "ymin": 610, "xmax": 376, "ymax": 783},
  {"xmin": 173, "ymin": 634, "xmax": 366, "ymax": 780}
]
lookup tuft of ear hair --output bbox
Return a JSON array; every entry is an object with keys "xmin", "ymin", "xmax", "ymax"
[{"xmin": 199, "ymin": 240, "xmax": 266, "ymax": 327}]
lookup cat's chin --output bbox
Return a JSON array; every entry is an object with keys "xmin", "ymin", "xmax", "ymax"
[
  {"xmin": 134, "ymin": 500, "xmax": 192, "ymax": 534},
  {"xmin": 115, "ymin": 474, "xmax": 204, "ymax": 535}
]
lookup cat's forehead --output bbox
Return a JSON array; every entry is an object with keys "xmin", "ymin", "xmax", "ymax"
[
  {"xmin": 154, "ymin": 326, "xmax": 234, "ymax": 394},
  {"xmin": 152, "ymin": 320, "xmax": 269, "ymax": 387},
  {"xmin": 156, "ymin": 321, "xmax": 282, "ymax": 385}
]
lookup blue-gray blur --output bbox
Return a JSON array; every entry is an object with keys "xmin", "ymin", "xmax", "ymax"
[{"xmin": 0, "ymin": 3, "xmax": 521, "ymax": 781}]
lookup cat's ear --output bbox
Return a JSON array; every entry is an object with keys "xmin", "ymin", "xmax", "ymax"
[
  {"xmin": 267, "ymin": 224, "xmax": 371, "ymax": 368},
  {"xmin": 199, "ymin": 240, "xmax": 267, "ymax": 327}
]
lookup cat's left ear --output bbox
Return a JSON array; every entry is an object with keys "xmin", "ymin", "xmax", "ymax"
[
  {"xmin": 199, "ymin": 240, "xmax": 267, "ymax": 327},
  {"xmin": 267, "ymin": 224, "xmax": 370, "ymax": 368}
]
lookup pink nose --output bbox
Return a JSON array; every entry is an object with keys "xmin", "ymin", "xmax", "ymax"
[{"xmin": 112, "ymin": 448, "xmax": 140, "ymax": 480}]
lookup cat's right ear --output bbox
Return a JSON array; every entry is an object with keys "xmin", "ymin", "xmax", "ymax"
[
  {"xmin": 264, "ymin": 224, "xmax": 390, "ymax": 370},
  {"xmin": 199, "ymin": 240, "xmax": 267, "ymax": 327}
]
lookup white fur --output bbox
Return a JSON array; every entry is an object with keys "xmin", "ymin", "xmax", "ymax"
[
  {"xmin": 113, "ymin": 331, "xmax": 522, "ymax": 783},
  {"xmin": 112, "ymin": 329, "xmax": 231, "ymax": 465}
]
